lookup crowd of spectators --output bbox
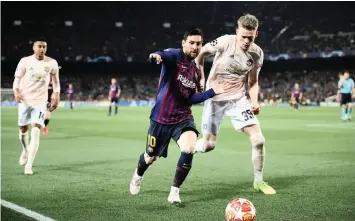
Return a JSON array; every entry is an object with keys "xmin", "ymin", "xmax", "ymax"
[
  {"xmin": 2, "ymin": 2, "xmax": 353, "ymax": 104},
  {"xmin": 2, "ymin": 2, "xmax": 354, "ymax": 62},
  {"xmin": 2, "ymin": 69, "xmax": 350, "ymax": 104}
]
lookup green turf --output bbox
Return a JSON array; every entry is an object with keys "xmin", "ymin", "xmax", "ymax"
[
  {"xmin": 1, "ymin": 206, "xmax": 36, "ymax": 221},
  {"xmin": 1, "ymin": 106, "xmax": 355, "ymax": 221}
]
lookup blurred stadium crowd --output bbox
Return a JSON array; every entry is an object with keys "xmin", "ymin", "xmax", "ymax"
[
  {"xmin": 1, "ymin": 2, "xmax": 354, "ymax": 104},
  {"xmin": 2, "ymin": 69, "xmax": 352, "ymax": 105},
  {"xmin": 2, "ymin": 2, "xmax": 354, "ymax": 62}
]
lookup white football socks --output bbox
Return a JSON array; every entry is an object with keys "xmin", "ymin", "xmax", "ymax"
[
  {"xmin": 25, "ymin": 127, "xmax": 41, "ymax": 169},
  {"xmin": 252, "ymin": 143, "xmax": 265, "ymax": 183},
  {"xmin": 249, "ymin": 133, "xmax": 266, "ymax": 183}
]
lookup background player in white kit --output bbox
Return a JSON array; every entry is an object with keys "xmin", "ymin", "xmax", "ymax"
[
  {"xmin": 13, "ymin": 37, "xmax": 60, "ymax": 175},
  {"xmin": 194, "ymin": 14, "xmax": 276, "ymax": 194}
]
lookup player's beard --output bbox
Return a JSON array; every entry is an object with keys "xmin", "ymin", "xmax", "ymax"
[
  {"xmin": 189, "ymin": 51, "xmax": 198, "ymax": 58},
  {"xmin": 189, "ymin": 48, "xmax": 200, "ymax": 58}
]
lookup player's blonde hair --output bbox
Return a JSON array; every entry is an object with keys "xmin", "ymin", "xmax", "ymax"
[{"xmin": 237, "ymin": 14, "xmax": 259, "ymax": 30}]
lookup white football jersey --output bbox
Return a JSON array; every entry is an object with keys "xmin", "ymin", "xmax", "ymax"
[
  {"xmin": 204, "ymin": 35, "xmax": 264, "ymax": 101},
  {"xmin": 15, "ymin": 55, "xmax": 59, "ymax": 106}
]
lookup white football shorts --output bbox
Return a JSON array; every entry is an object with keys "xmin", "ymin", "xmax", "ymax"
[
  {"xmin": 18, "ymin": 103, "xmax": 47, "ymax": 127},
  {"xmin": 201, "ymin": 96, "xmax": 259, "ymax": 135}
]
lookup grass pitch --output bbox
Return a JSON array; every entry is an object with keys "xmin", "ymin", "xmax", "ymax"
[{"xmin": 1, "ymin": 106, "xmax": 355, "ymax": 221}]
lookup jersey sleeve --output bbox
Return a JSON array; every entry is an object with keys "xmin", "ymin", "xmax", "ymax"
[
  {"xmin": 14, "ymin": 58, "xmax": 26, "ymax": 78},
  {"xmin": 338, "ymin": 80, "xmax": 343, "ymax": 89},
  {"xmin": 203, "ymin": 35, "xmax": 230, "ymax": 55},
  {"xmin": 188, "ymin": 89, "xmax": 215, "ymax": 105},
  {"xmin": 257, "ymin": 49, "xmax": 264, "ymax": 68},
  {"xmin": 152, "ymin": 48, "xmax": 179, "ymax": 63},
  {"xmin": 51, "ymin": 59, "xmax": 61, "ymax": 92},
  {"xmin": 51, "ymin": 60, "xmax": 59, "ymax": 75},
  {"xmin": 249, "ymin": 48, "xmax": 264, "ymax": 78}
]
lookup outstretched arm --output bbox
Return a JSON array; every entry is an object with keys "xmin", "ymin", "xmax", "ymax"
[
  {"xmin": 188, "ymin": 89, "xmax": 216, "ymax": 105},
  {"xmin": 149, "ymin": 48, "xmax": 178, "ymax": 64},
  {"xmin": 188, "ymin": 82, "xmax": 231, "ymax": 105}
]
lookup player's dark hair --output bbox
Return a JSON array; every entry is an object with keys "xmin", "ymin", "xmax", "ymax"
[
  {"xmin": 183, "ymin": 28, "xmax": 204, "ymax": 41},
  {"xmin": 33, "ymin": 37, "xmax": 47, "ymax": 44}
]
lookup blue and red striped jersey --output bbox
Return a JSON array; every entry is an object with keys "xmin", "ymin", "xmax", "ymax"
[
  {"xmin": 66, "ymin": 88, "xmax": 75, "ymax": 99},
  {"xmin": 109, "ymin": 83, "xmax": 121, "ymax": 98},
  {"xmin": 150, "ymin": 48, "xmax": 202, "ymax": 124},
  {"xmin": 292, "ymin": 88, "xmax": 302, "ymax": 99}
]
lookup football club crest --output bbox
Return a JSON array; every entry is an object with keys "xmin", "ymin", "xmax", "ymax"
[
  {"xmin": 246, "ymin": 59, "xmax": 253, "ymax": 67},
  {"xmin": 44, "ymin": 67, "xmax": 50, "ymax": 72},
  {"xmin": 210, "ymin": 39, "xmax": 218, "ymax": 46}
]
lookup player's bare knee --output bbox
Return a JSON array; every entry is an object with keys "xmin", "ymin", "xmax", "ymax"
[
  {"xmin": 177, "ymin": 130, "xmax": 198, "ymax": 153},
  {"xmin": 205, "ymin": 140, "xmax": 217, "ymax": 152},
  {"xmin": 250, "ymin": 132, "xmax": 265, "ymax": 148},
  {"xmin": 348, "ymin": 103, "xmax": 353, "ymax": 108},
  {"xmin": 180, "ymin": 144, "xmax": 195, "ymax": 154},
  {"xmin": 203, "ymin": 134, "xmax": 217, "ymax": 152},
  {"xmin": 32, "ymin": 123, "xmax": 42, "ymax": 129},
  {"xmin": 205, "ymin": 136, "xmax": 217, "ymax": 152},
  {"xmin": 19, "ymin": 126, "xmax": 28, "ymax": 133}
]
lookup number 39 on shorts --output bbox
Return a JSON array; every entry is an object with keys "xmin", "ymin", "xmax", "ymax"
[
  {"xmin": 147, "ymin": 134, "xmax": 156, "ymax": 147},
  {"xmin": 241, "ymin": 109, "xmax": 254, "ymax": 121}
]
